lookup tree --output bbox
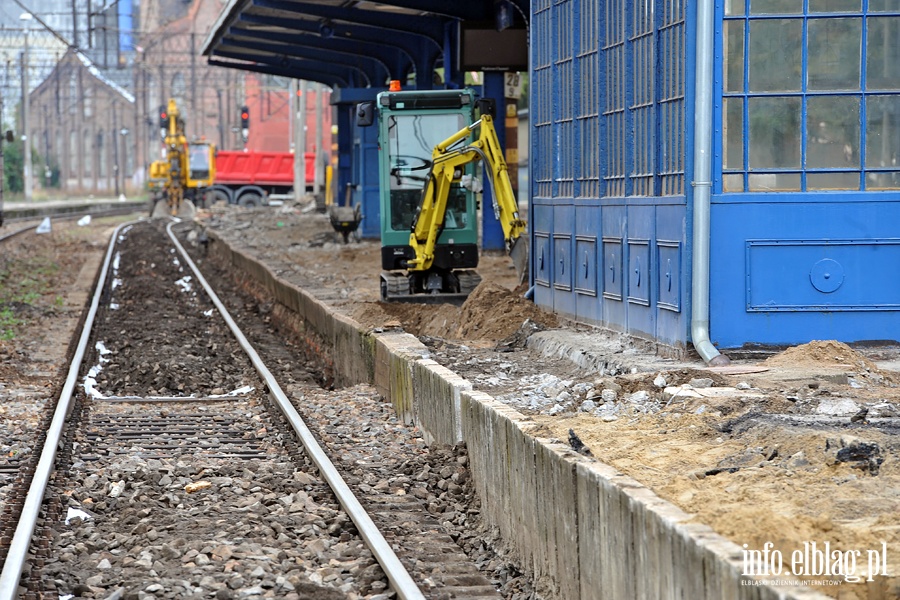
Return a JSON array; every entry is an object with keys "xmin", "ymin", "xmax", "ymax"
[{"xmin": 3, "ymin": 139, "xmax": 24, "ymax": 194}]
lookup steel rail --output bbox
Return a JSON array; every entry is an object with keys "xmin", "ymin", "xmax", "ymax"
[
  {"xmin": 165, "ymin": 221, "xmax": 427, "ymax": 600},
  {"xmin": 0, "ymin": 220, "xmax": 137, "ymax": 599},
  {"xmin": 0, "ymin": 224, "xmax": 34, "ymax": 243}
]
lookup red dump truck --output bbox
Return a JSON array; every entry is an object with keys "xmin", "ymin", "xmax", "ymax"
[{"xmin": 207, "ymin": 151, "xmax": 315, "ymax": 207}]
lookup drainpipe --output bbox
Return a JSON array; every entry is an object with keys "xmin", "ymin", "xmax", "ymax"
[{"xmin": 691, "ymin": 0, "xmax": 730, "ymax": 366}]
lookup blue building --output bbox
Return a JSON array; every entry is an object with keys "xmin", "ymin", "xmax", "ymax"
[
  {"xmin": 529, "ymin": 0, "xmax": 899, "ymax": 362},
  {"xmin": 203, "ymin": 0, "xmax": 900, "ymax": 363}
]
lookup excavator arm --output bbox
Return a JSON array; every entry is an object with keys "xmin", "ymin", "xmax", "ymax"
[{"xmin": 407, "ymin": 114, "xmax": 528, "ymax": 281}]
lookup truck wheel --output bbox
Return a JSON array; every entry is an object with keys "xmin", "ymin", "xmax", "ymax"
[
  {"xmin": 211, "ymin": 190, "xmax": 230, "ymax": 206},
  {"xmin": 239, "ymin": 193, "xmax": 262, "ymax": 208}
]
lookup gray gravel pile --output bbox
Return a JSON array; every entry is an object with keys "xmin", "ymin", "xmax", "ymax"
[
  {"xmin": 287, "ymin": 384, "xmax": 536, "ymax": 600},
  {"xmin": 93, "ymin": 221, "xmax": 253, "ymax": 398},
  {"xmin": 45, "ymin": 449, "xmax": 386, "ymax": 600}
]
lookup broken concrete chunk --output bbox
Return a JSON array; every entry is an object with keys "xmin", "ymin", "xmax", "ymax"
[
  {"xmin": 815, "ymin": 398, "xmax": 860, "ymax": 416},
  {"xmin": 628, "ymin": 390, "xmax": 650, "ymax": 403},
  {"xmin": 824, "ymin": 436, "xmax": 883, "ymax": 475}
]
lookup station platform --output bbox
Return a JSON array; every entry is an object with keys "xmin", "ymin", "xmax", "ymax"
[{"xmin": 1, "ymin": 197, "xmax": 148, "ymax": 221}]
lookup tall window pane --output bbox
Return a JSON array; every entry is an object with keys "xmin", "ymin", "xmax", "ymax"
[
  {"xmin": 723, "ymin": 98, "xmax": 744, "ymax": 169},
  {"xmin": 808, "ymin": 18, "xmax": 861, "ymax": 90},
  {"xmin": 749, "ymin": 20, "xmax": 802, "ymax": 91},
  {"xmin": 866, "ymin": 18, "xmax": 900, "ymax": 90},
  {"xmin": 83, "ymin": 130, "xmax": 92, "ymax": 176},
  {"xmin": 807, "ymin": 96, "xmax": 859, "ymax": 168},
  {"xmin": 724, "ymin": 20, "xmax": 744, "ymax": 92},
  {"xmin": 749, "ymin": 97, "xmax": 801, "ymax": 168},
  {"xmin": 866, "ymin": 95, "xmax": 900, "ymax": 171}
]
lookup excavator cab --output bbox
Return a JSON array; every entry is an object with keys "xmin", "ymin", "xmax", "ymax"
[
  {"xmin": 186, "ymin": 141, "xmax": 216, "ymax": 206},
  {"xmin": 187, "ymin": 142, "xmax": 215, "ymax": 184}
]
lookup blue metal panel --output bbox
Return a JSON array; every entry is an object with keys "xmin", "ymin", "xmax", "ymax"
[
  {"xmin": 657, "ymin": 241, "xmax": 681, "ymax": 311},
  {"xmin": 575, "ymin": 238, "xmax": 598, "ymax": 292},
  {"xmin": 574, "ymin": 205, "xmax": 601, "ymax": 323},
  {"xmin": 626, "ymin": 206, "xmax": 655, "ymax": 338},
  {"xmin": 333, "ymin": 89, "xmax": 381, "ymax": 231},
  {"xmin": 656, "ymin": 203, "xmax": 687, "ymax": 347},
  {"xmin": 250, "ymin": 0, "xmax": 445, "ymax": 49},
  {"xmin": 525, "ymin": 0, "xmax": 690, "ymax": 348},
  {"xmin": 336, "ymin": 104, "xmax": 353, "ymax": 216},
  {"xmin": 553, "ymin": 204, "xmax": 575, "ymax": 316},
  {"xmin": 602, "ymin": 238, "xmax": 623, "ymax": 301},
  {"xmin": 554, "ymin": 236, "xmax": 573, "ymax": 291},
  {"xmin": 601, "ymin": 204, "xmax": 626, "ymax": 329},
  {"xmin": 227, "ymin": 26, "xmax": 410, "ymax": 80},
  {"xmin": 710, "ymin": 199, "xmax": 900, "ymax": 347},
  {"xmin": 746, "ymin": 239, "xmax": 900, "ymax": 311},
  {"xmin": 353, "ymin": 123, "xmax": 381, "ymax": 239},
  {"xmin": 533, "ymin": 204, "xmax": 553, "ymax": 308},
  {"xmin": 627, "ymin": 239, "xmax": 651, "ymax": 306}
]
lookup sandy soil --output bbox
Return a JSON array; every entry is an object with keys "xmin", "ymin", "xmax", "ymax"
[{"xmin": 200, "ymin": 204, "xmax": 900, "ymax": 600}]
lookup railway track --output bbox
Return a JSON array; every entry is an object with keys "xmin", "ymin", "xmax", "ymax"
[
  {"xmin": 0, "ymin": 218, "xmax": 503, "ymax": 600},
  {"xmin": 1, "ymin": 203, "xmax": 145, "ymax": 226}
]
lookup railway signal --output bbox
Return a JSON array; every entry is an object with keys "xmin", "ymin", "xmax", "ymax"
[
  {"xmin": 240, "ymin": 105, "xmax": 250, "ymax": 143},
  {"xmin": 159, "ymin": 105, "xmax": 168, "ymax": 139}
]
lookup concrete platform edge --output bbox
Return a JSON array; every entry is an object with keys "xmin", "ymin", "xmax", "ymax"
[{"xmin": 205, "ymin": 229, "xmax": 828, "ymax": 600}]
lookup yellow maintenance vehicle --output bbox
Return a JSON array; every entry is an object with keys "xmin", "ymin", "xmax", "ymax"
[{"xmin": 148, "ymin": 99, "xmax": 216, "ymax": 218}]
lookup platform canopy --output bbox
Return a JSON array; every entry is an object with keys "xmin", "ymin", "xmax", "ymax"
[{"xmin": 201, "ymin": 0, "xmax": 528, "ymax": 89}]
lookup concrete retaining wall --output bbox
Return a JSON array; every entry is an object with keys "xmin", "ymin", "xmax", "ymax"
[{"xmin": 206, "ymin": 230, "xmax": 827, "ymax": 600}]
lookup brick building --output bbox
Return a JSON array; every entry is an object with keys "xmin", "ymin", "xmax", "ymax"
[
  {"xmin": 27, "ymin": 0, "xmax": 332, "ymax": 198},
  {"xmin": 29, "ymin": 48, "xmax": 135, "ymax": 196}
]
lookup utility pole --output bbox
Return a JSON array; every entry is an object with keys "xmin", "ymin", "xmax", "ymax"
[
  {"xmin": 190, "ymin": 32, "xmax": 196, "ymax": 138},
  {"xmin": 314, "ymin": 83, "xmax": 323, "ymax": 196},
  {"xmin": 0, "ymin": 92, "xmax": 7, "ymax": 225},
  {"xmin": 113, "ymin": 103, "xmax": 119, "ymax": 197},
  {"xmin": 4, "ymin": 60, "xmax": 11, "ymax": 209},
  {"xmin": 294, "ymin": 79, "xmax": 307, "ymax": 203},
  {"xmin": 217, "ymin": 89, "xmax": 224, "ymax": 149},
  {"xmin": 72, "ymin": 0, "xmax": 79, "ymax": 48},
  {"xmin": 21, "ymin": 18, "xmax": 33, "ymax": 202}
]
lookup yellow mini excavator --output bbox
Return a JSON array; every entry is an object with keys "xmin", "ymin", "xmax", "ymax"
[
  {"xmin": 149, "ymin": 99, "xmax": 215, "ymax": 218},
  {"xmin": 358, "ymin": 90, "xmax": 528, "ymax": 302}
]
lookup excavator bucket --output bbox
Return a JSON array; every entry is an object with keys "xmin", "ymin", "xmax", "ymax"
[
  {"xmin": 150, "ymin": 198, "xmax": 196, "ymax": 219},
  {"xmin": 175, "ymin": 200, "xmax": 197, "ymax": 220},
  {"xmin": 509, "ymin": 236, "xmax": 530, "ymax": 285},
  {"xmin": 150, "ymin": 198, "xmax": 171, "ymax": 218}
]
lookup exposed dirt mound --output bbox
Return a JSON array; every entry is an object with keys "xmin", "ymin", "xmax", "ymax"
[
  {"xmin": 455, "ymin": 282, "xmax": 558, "ymax": 341},
  {"xmin": 766, "ymin": 340, "xmax": 877, "ymax": 370},
  {"xmin": 765, "ymin": 340, "xmax": 899, "ymax": 387},
  {"xmin": 349, "ymin": 283, "xmax": 557, "ymax": 344}
]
